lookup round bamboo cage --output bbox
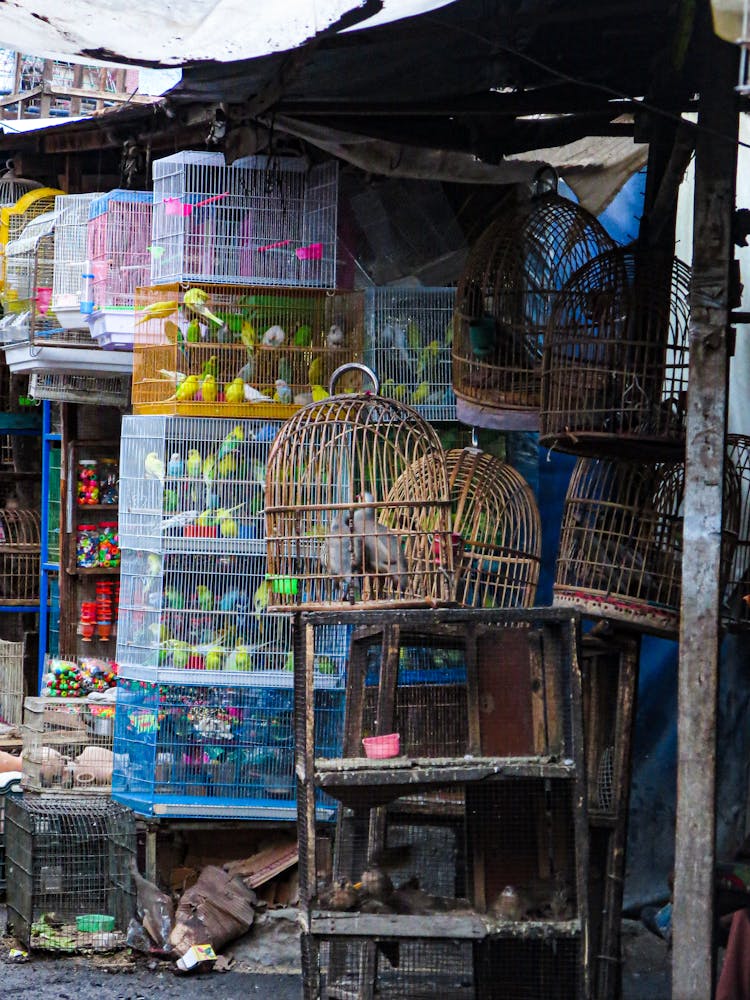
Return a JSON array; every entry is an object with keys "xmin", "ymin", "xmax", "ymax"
[
  {"xmin": 265, "ymin": 383, "xmax": 454, "ymax": 611},
  {"xmin": 540, "ymin": 248, "xmax": 691, "ymax": 457},
  {"xmin": 452, "ymin": 187, "xmax": 614, "ymax": 428},
  {"xmin": 0, "ymin": 507, "xmax": 40, "ymax": 603},
  {"xmin": 555, "ymin": 457, "xmax": 740, "ymax": 638},
  {"xmin": 724, "ymin": 434, "xmax": 750, "ymax": 631}
]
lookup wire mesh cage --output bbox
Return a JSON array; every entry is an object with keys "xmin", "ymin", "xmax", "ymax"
[
  {"xmin": 131, "ymin": 282, "xmax": 364, "ymax": 418},
  {"xmin": 452, "ymin": 185, "xmax": 614, "ymax": 426},
  {"xmin": 266, "ymin": 382, "xmax": 454, "ymax": 611},
  {"xmin": 0, "ymin": 188, "xmax": 65, "ymax": 257},
  {"xmin": 21, "ymin": 694, "xmax": 116, "ymax": 794},
  {"xmin": 365, "ymin": 286, "xmax": 456, "ymax": 421},
  {"xmin": 0, "ymin": 506, "xmax": 40, "ymax": 603},
  {"xmin": 555, "ymin": 456, "xmax": 741, "ymax": 637},
  {"xmin": 29, "ymin": 371, "xmax": 131, "ymax": 407},
  {"xmin": 51, "ymin": 193, "xmax": 102, "ymax": 329},
  {"xmin": 724, "ymin": 434, "xmax": 750, "ymax": 631},
  {"xmin": 540, "ymin": 249, "xmax": 691, "ymax": 456},
  {"xmin": 0, "ymin": 637, "xmax": 24, "ymax": 725},
  {"xmin": 0, "ymin": 161, "xmax": 43, "ymax": 209},
  {"xmin": 0, "ymin": 776, "xmax": 23, "ymax": 899},
  {"xmin": 113, "ymin": 674, "xmax": 345, "ymax": 819},
  {"xmin": 150, "ymin": 151, "xmax": 339, "ymax": 288},
  {"xmin": 5, "ymin": 795, "xmax": 135, "ymax": 951}
]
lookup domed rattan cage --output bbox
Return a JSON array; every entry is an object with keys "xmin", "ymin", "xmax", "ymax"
[
  {"xmin": 540, "ymin": 248, "xmax": 691, "ymax": 457},
  {"xmin": 555, "ymin": 457, "xmax": 740, "ymax": 638},
  {"xmin": 0, "ymin": 507, "xmax": 41, "ymax": 603},
  {"xmin": 446, "ymin": 447, "xmax": 541, "ymax": 608},
  {"xmin": 452, "ymin": 184, "xmax": 614, "ymax": 428},
  {"xmin": 724, "ymin": 434, "xmax": 750, "ymax": 631},
  {"xmin": 265, "ymin": 371, "xmax": 454, "ymax": 611}
]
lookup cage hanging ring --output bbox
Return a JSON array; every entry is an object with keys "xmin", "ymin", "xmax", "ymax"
[{"xmin": 328, "ymin": 362, "xmax": 379, "ymax": 396}]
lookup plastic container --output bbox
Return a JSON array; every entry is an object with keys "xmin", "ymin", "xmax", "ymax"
[
  {"xmin": 76, "ymin": 914, "xmax": 115, "ymax": 933},
  {"xmin": 76, "ymin": 525, "xmax": 98, "ymax": 568},
  {"xmin": 362, "ymin": 733, "xmax": 401, "ymax": 759},
  {"xmin": 98, "ymin": 459, "xmax": 118, "ymax": 505},
  {"xmin": 76, "ymin": 460, "xmax": 99, "ymax": 506},
  {"xmin": 97, "ymin": 523, "xmax": 120, "ymax": 568}
]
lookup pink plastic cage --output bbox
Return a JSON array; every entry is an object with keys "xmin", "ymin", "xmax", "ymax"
[{"xmin": 86, "ymin": 191, "xmax": 153, "ymax": 308}]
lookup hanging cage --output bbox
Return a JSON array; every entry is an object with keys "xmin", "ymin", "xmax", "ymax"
[
  {"xmin": 540, "ymin": 248, "xmax": 691, "ymax": 457},
  {"xmin": 265, "ymin": 366, "xmax": 454, "ymax": 610},
  {"xmin": 0, "ymin": 507, "xmax": 41, "ymax": 604},
  {"xmin": 452, "ymin": 182, "xmax": 614, "ymax": 429},
  {"xmin": 52, "ymin": 193, "xmax": 102, "ymax": 329},
  {"xmin": 555, "ymin": 456, "xmax": 740, "ymax": 637},
  {"xmin": 0, "ymin": 161, "xmax": 43, "ymax": 209}
]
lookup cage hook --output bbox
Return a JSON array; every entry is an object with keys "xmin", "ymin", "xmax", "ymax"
[{"xmin": 328, "ymin": 363, "xmax": 379, "ymax": 396}]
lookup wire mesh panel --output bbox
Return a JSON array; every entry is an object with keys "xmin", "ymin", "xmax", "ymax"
[
  {"xmin": 0, "ymin": 637, "xmax": 24, "ymax": 725},
  {"xmin": 0, "ymin": 778, "xmax": 23, "ymax": 899},
  {"xmin": 474, "ymin": 935, "xmax": 583, "ymax": 999},
  {"xmin": 131, "ymin": 283, "xmax": 363, "ymax": 418},
  {"xmin": 29, "ymin": 371, "xmax": 131, "ymax": 407},
  {"xmin": 555, "ymin": 457, "xmax": 741, "ymax": 637},
  {"xmin": 150, "ymin": 151, "xmax": 339, "ymax": 287},
  {"xmin": 365, "ymin": 286, "xmax": 456, "ymax": 421},
  {"xmin": 541, "ymin": 250, "xmax": 691, "ymax": 456},
  {"xmin": 21, "ymin": 694, "xmax": 115, "ymax": 794},
  {"xmin": 452, "ymin": 186, "xmax": 613, "ymax": 424},
  {"xmin": 113, "ymin": 674, "xmax": 345, "ymax": 819},
  {"xmin": 724, "ymin": 434, "xmax": 750, "ymax": 631},
  {"xmin": 5, "ymin": 795, "xmax": 135, "ymax": 951},
  {"xmin": 52, "ymin": 193, "xmax": 101, "ymax": 329},
  {"xmin": 0, "ymin": 188, "xmax": 64, "ymax": 257},
  {"xmin": 265, "ymin": 392, "xmax": 454, "ymax": 610},
  {"xmin": 87, "ymin": 190, "xmax": 153, "ymax": 310},
  {"xmin": 0, "ymin": 506, "xmax": 40, "ymax": 603}
]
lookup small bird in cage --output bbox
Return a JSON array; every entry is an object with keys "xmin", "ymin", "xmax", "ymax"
[
  {"xmin": 321, "ymin": 509, "xmax": 358, "ymax": 600},
  {"xmin": 353, "ymin": 493, "xmax": 409, "ymax": 593},
  {"xmin": 326, "ymin": 324, "xmax": 345, "ymax": 349},
  {"xmin": 262, "ymin": 324, "xmax": 285, "ymax": 347},
  {"xmin": 184, "ymin": 287, "xmax": 223, "ymax": 329},
  {"xmin": 356, "ymin": 866, "xmax": 394, "ymax": 904},
  {"xmin": 316, "ymin": 877, "xmax": 359, "ymax": 911},
  {"xmin": 144, "ymin": 452, "xmax": 165, "ymax": 482},
  {"xmin": 490, "ymin": 885, "xmax": 525, "ymax": 921}
]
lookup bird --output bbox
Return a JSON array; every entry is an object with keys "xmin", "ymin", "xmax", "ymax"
[
  {"xmin": 158, "ymin": 368, "xmax": 186, "ymax": 384},
  {"xmin": 201, "ymin": 374, "xmax": 218, "ymax": 403},
  {"xmin": 357, "ymin": 867, "xmax": 394, "ymax": 905},
  {"xmin": 311, "ymin": 385, "xmax": 330, "ymax": 402},
  {"xmin": 294, "ymin": 391, "xmax": 313, "ymax": 406},
  {"xmin": 163, "ymin": 321, "xmax": 187, "ymax": 359},
  {"xmin": 381, "ymin": 322, "xmax": 415, "ymax": 373},
  {"xmin": 417, "ymin": 339, "xmax": 441, "ymax": 378},
  {"xmin": 240, "ymin": 321, "xmax": 257, "ymax": 350},
  {"xmin": 317, "ymin": 878, "xmax": 359, "ymax": 912},
  {"xmin": 201, "ymin": 355, "xmax": 218, "ymax": 379},
  {"xmin": 293, "ymin": 324, "xmax": 312, "ymax": 347},
  {"xmin": 308, "ymin": 356, "xmax": 323, "ymax": 386},
  {"xmin": 490, "ymin": 885, "xmax": 524, "ymax": 922},
  {"xmin": 135, "ymin": 300, "xmax": 178, "ymax": 325},
  {"xmin": 273, "ymin": 379, "xmax": 293, "ymax": 404},
  {"xmin": 144, "ymin": 452, "xmax": 165, "ymax": 482},
  {"xmin": 244, "ymin": 384, "xmax": 273, "ymax": 403},
  {"xmin": 174, "ymin": 374, "xmax": 200, "ymax": 402},
  {"xmin": 321, "ymin": 510, "xmax": 358, "ymax": 599},
  {"xmin": 352, "ymin": 494, "xmax": 408, "ymax": 592},
  {"xmin": 186, "ymin": 449, "xmax": 202, "ymax": 481},
  {"xmin": 185, "ymin": 318, "xmax": 202, "ymax": 343},
  {"xmin": 166, "ymin": 452, "xmax": 184, "ymax": 479},
  {"xmin": 218, "ymin": 425, "xmax": 244, "ymax": 460},
  {"xmin": 326, "ymin": 324, "xmax": 345, "ymax": 349},
  {"xmin": 225, "ymin": 378, "xmax": 245, "ymax": 404},
  {"xmin": 262, "ymin": 324, "xmax": 285, "ymax": 347},
  {"xmin": 411, "ymin": 381, "xmax": 430, "ymax": 406},
  {"xmin": 196, "ymin": 585, "xmax": 213, "ymax": 611},
  {"xmin": 184, "ymin": 287, "xmax": 224, "ymax": 327}
]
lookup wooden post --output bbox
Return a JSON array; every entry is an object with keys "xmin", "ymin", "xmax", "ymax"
[{"xmin": 672, "ymin": 32, "xmax": 739, "ymax": 1000}]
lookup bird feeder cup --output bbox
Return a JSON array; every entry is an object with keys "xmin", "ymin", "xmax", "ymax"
[
  {"xmin": 540, "ymin": 248, "xmax": 691, "ymax": 458},
  {"xmin": 452, "ymin": 186, "xmax": 613, "ymax": 429},
  {"xmin": 265, "ymin": 365, "xmax": 455, "ymax": 611}
]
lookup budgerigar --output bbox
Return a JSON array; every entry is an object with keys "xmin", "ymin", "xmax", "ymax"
[
  {"xmin": 186, "ymin": 318, "xmax": 202, "ymax": 343},
  {"xmin": 136, "ymin": 300, "xmax": 177, "ymax": 325},
  {"xmin": 326, "ymin": 324, "xmax": 345, "ymax": 349},
  {"xmin": 262, "ymin": 324, "xmax": 285, "ymax": 347},
  {"xmin": 158, "ymin": 368, "xmax": 186, "ymax": 384},
  {"xmin": 312, "ymin": 385, "xmax": 330, "ymax": 402},
  {"xmin": 201, "ymin": 355, "xmax": 218, "ymax": 379},
  {"xmin": 186, "ymin": 449, "xmax": 202, "ymax": 480},
  {"xmin": 184, "ymin": 287, "xmax": 223, "ymax": 327},
  {"xmin": 225, "ymin": 378, "xmax": 245, "ymax": 404},
  {"xmin": 273, "ymin": 379, "xmax": 293, "ymax": 404},
  {"xmin": 201, "ymin": 373, "xmax": 218, "ymax": 403},
  {"xmin": 308, "ymin": 356, "xmax": 323, "ymax": 387},
  {"xmin": 411, "ymin": 381, "xmax": 430, "ymax": 405},
  {"xmin": 144, "ymin": 452, "xmax": 165, "ymax": 482},
  {"xmin": 218, "ymin": 425, "xmax": 244, "ymax": 460},
  {"xmin": 293, "ymin": 324, "xmax": 312, "ymax": 347},
  {"xmin": 196, "ymin": 585, "xmax": 213, "ymax": 611},
  {"xmin": 244, "ymin": 384, "xmax": 273, "ymax": 402},
  {"xmin": 166, "ymin": 452, "xmax": 184, "ymax": 479},
  {"xmin": 175, "ymin": 374, "xmax": 200, "ymax": 402},
  {"xmin": 240, "ymin": 321, "xmax": 257, "ymax": 350}
]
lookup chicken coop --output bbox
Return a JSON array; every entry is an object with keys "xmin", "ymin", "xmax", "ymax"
[
  {"xmin": 85, "ymin": 189, "xmax": 153, "ymax": 348},
  {"xmin": 150, "ymin": 150, "xmax": 339, "ymax": 288},
  {"xmin": 452, "ymin": 180, "xmax": 614, "ymax": 429},
  {"xmin": 540, "ymin": 249, "xmax": 691, "ymax": 457},
  {"xmin": 5, "ymin": 795, "xmax": 135, "ymax": 951},
  {"xmin": 131, "ymin": 282, "xmax": 364, "ymax": 418},
  {"xmin": 51, "ymin": 192, "xmax": 101, "ymax": 331},
  {"xmin": 295, "ymin": 608, "xmax": 592, "ymax": 1000},
  {"xmin": 364, "ymin": 286, "xmax": 456, "ymax": 422},
  {"xmin": 555, "ymin": 456, "xmax": 741, "ymax": 637}
]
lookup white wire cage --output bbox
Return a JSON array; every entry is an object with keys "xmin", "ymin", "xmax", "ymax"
[
  {"xmin": 3, "ymin": 210, "xmax": 58, "ymax": 339},
  {"xmin": 150, "ymin": 151, "xmax": 339, "ymax": 288},
  {"xmin": 0, "ymin": 161, "xmax": 43, "ymax": 209},
  {"xmin": 87, "ymin": 190, "xmax": 153, "ymax": 310},
  {"xmin": 29, "ymin": 371, "xmax": 132, "ymax": 407},
  {"xmin": 52, "ymin": 193, "xmax": 102, "ymax": 328},
  {"xmin": 365, "ymin": 286, "xmax": 456, "ymax": 422}
]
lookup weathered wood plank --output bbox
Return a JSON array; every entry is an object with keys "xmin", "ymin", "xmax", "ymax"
[{"xmin": 309, "ymin": 911, "xmax": 582, "ymax": 940}]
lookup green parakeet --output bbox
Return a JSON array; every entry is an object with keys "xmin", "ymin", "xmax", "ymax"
[
  {"xmin": 196, "ymin": 585, "xmax": 213, "ymax": 611},
  {"xmin": 186, "ymin": 318, "xmax": 202, "ymax": 343},
  {"xmin": 201, "ymin": 355, "xmax": 218, "ymax": 378},
  {"xmin": 187, "ymin": 449, "xmax": 202, "ymax": 479},
  {"xmin": 218, "ymin": 425, "xmax": 244, "ymax": 459},
  {"xmin": 293, "ymin": 324, "xmax": 312, "ymax": 347}
]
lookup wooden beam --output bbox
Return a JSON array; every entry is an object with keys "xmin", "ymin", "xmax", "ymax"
[{"xmin": 672, "ymin": 31, "xmax": 739, "ymax": 1000}]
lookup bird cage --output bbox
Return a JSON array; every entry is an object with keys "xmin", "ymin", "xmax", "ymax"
[
  {"xmin": 113, "ymin": 673, "xmax": 345, "ymax": 819},
  {"xmin": 724, "ymin": 434, "xmax": 750, "ymax": 630},
  {"xmin": 151, "ymin": 151, "xmax": 339, "ymax": 288},
  {"xmin": 0, "ymin": 637, "xmax": 24, "ymax": 726},
  {"xmin": 555, "ymin": 457, "xmax": 740, "ymax": 637},
  {"xmin": 365, "ymin": 286, "xmax": 456, "ymax": 421},
  {"xmin": 265, "ymin": 369, "xmax": 454, "ymax": 611},
  {"xmin": 452, "ymin": 183, "xmax": 614, "ymax": 428},
  {"xmin": 85, "ymin": 190, "xmax": 153, "ymax": 347},
  {"xmin": 5, "ymin": 795, "xmax": 135, "ymax": 951},
  {"xmin": 540, "ymin": 249, "xmax": 691, "ymax": 457},
  {"xmin": 29, "ymin": 371, "xmax": 132, "ymax": 407},
  {"xmin": 0, "ymin": 506, "xmax": 40, "ymax": 604},
  {"xmin": 131, "ymin": 282, "xmax": 364, "ymax": 418},
  {"xmin": 446, "ymin": 447, "xmax": 541, "ymax": 608},
  {"xmin": 51, "ymin": 193, "xmax": 102, "ymax": 330},
  {"xmin": 0, "ymin": 187, "xmax": 64, "ymax": 252},
  {"xmin": 0, "ymin": 161, "xmax": 43, "ymax": 209}
]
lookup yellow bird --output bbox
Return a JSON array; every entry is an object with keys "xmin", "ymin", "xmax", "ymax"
[
  {"xmin": 136, "ymin": 300, "xmax": 178, "ymax": 325},
  {"xmin": 225, "ymin": 378, "xmax": 245, "ymax": 404},
  {"xmin": 311, "ymin": 384, "xmax": 330, "ymax": 402},
  {"xmin": 174, "ymin": 374, "xmax": 200, "ymax": 402},
  {"xmin": 411, "ymin": 381, "xmax": 430, "ymax": 405},
  {"xmin": 201, "ymin": 374, "xmax": 218, "ymax": 403},
  {"xmin": 308, "ymin": 356, "xmax": 323, "ymax": 386}
]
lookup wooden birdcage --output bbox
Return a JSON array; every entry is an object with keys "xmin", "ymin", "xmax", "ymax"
[
  {"xmin": 265, "ymin": 367, "xmax": 454, "ymax": 611},
  {"xmin": 555, "ymin": 457, "xmax": 740, "ymax": 638},
  {"xmin": 540, "ymin": 249, "xmax": 691, "ymax": 457},
  {"xmin": 0, "ymin": 507, "xmax": 40, "ymax": 604},
  {"xmin": 452, "ymin": 182, "xmax": 613, "ymax": 429}
]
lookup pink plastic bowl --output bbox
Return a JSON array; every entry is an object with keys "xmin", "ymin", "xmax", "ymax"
[{"xmin": 362, "ymin": 733, "xmax": 400, "ymax": 759}]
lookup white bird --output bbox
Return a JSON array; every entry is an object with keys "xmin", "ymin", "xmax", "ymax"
[
  {"xmin": 158, "ymin": 368, "xmax": 186, "ymax": 384},
  {"xmin": 326, "ymin": 324, "xmax": 345, "ymax": 349},
  {"xmin": 244, "ymin": 384, "xmax": 273, "ymax": 403},
  {"xmin": 144, "ymin": 452, "xmax": 165, "ymax": 482},
  {"xmin": 262, "ymin": 324, "xmax": 285, "ymax": 347}
]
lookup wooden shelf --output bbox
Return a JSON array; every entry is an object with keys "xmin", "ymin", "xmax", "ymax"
[
  {"xmin": 74, "ymin": 504, "xmax": 118, "ymax": 512},
  {"xmin": 307, "ymin": 911, "xmax": 581, "ymax": 940},
  {"xmin": 67, "ymin": 566, "xmax": 120, "ymax": 576}
]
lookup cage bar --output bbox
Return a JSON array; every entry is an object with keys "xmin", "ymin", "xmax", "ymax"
[
  {"xmin": 150, "ymin": 151, "xmax": 339, "ymax": 287},
  {"xmin": 29, "ymin": 371, "xmax": 132, "ymax": 407},
  {"xmin": 51, "ymin": 193, "xmax": 102, "ymax": 329},
  {"xmin": 0, "ymin": 637, "xmax": 24, "ymax": 725}
]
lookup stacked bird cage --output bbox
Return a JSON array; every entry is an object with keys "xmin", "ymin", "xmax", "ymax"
[
  {"xmin": 0, "ymin": 773, "xmax": 22, "ymax": 899},
  {"xmin": 29, "ymin": 371, "xmax": 132, "ymax": 407},
  {"xmin": 265, "ymin": 374, "xmax": 455, "ymax": 611},
  {"xmin": 5, "ymin": 795, "xmax": 135, "ymax": 951},
  {"xmin": 51, "ymin": 192, "xmax": 101, "ymax": 331},
  {"xmin": 555, "ymin": 457, "xmax": 741, "ymax": 637},
  {"xmin": 0, "ymin": 186, "xmax": 64, "ymax": 268},
  {"xmin": 452, "ymin": 180, "xmax": 614, "ymax": 428},
  {"xmin": 724, "ymin": 434, "xmax": 750, "ymax": 630},
  {"xmin": 0, "ymin": 506, "xmax": 40, "ymax": 604},
  {"xmin": 365, "ymin": 286, "xmax": 456, "ymax": 421},
  {"xmin": 150, "ymin": 151, "xmax": 339, "ymax": 288},
  {"xmin": 86, "ymin": 190, "xmax": 153, "ymax": 348},
  {"xmin": 0, "ymin": 637, "xmax": 24, "ymax": 726},
  {"xmin": 131, "ymin": 282, "xmax": 364, "ymax": 418},
  {"xmin": 21, "ymin": 694, "xmax": 116, "ymax": 794},
  {"xmin": 540, "ymin": 249, "xmax": 691, "ymax": 456}
]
